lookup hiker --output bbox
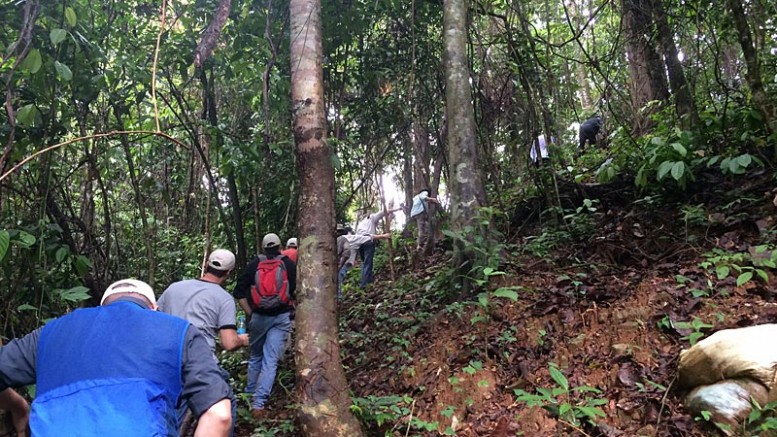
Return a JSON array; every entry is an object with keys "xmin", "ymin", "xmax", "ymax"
[
  {"xmin": 578, "ymin": 116, "xmax": 603, "ymax": 150},
  {"xmin": 337, "ymin": 225, "xmax": 391, "ymax": 298},
  {"xmin": 282, "ymin": 238, "xmax": 298, "ymax": 263},
  {"xmin": 158, "ymin": 248, "xmax": 248, "ymax": 435},
  {"xmin": 0, "ymin": 388, "xmax": 28, "ymax": 436},
  {"xmin": 0, "ymin": 279, "xmax": 232, "ymax": 436},
  {"xmin": 355, "ymin": 206, "xmax": 402, "ymax": 288},
  {"xmin": 409, "ymin": 188, "xmax": 440, "ymax": 255},
  {"xmin": 232, "ymin": 233, "xmax": 296, "ymax": 420},
  {"xmin": 531, "ymin": 134, "xmax": 554, "ymax": 165}
]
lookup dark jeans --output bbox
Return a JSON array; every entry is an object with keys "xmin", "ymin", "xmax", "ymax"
[{"xmin": 358, "ymin": 240, "xmax": 376, "ymax": 288}]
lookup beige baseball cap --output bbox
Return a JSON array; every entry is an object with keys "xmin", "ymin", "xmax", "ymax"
[{"xmin": 207, "ymin": 249, "xmax": 236, "ymax": 271}]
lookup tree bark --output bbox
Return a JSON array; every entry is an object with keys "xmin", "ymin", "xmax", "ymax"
[
  {"xmin": 443, "ymin": 0, "xmax": 485, "ymax": 290},
  {"xmin": 289, "ymin": 0, "xmax": 364, "ymax": 434},
  {"xmin": 621, "ymin": 0, "xmax": 669, "ymax": 133},
  {"xmin": 725, "ymin": 0, "xmax": 774, "ymax": 131},
  {"xmin": 652, "ymin": 0, "xmax": 699, "ymax": 129}
]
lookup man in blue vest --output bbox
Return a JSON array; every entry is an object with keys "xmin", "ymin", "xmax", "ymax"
[{"xmin": 0, "ymin": 279, "xmax": 232, "ymax": 437}]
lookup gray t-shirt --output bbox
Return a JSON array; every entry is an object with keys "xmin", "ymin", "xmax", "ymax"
[{"xmin": 158, "ymin": 279, "xmax": 237, "ymax": 353}]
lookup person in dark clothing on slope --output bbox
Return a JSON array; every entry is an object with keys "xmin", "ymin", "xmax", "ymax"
[{"xmin": 578, "ymin": 116, "xmax": 603, "ymax": 151}]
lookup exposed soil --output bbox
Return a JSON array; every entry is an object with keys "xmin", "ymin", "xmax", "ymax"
[{"xmin": 238, "ymin": 170, "xmax": 777, "ymax": 436}]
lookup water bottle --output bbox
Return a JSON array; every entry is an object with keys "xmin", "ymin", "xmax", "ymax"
[{"xmin": 237, "ymin": 315, "xmax": 246, "ymax": 334}]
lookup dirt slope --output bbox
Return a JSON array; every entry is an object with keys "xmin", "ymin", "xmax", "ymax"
[{"xmin": 241, "ymin": 171, "xmax": 777, "ymax": 436}]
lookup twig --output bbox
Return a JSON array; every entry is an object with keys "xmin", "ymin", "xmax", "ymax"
[
  {"xmin": 0, "ymin": 130, "xmax": 191, "ymax": 183},
  {"xmin": 653, "ymin": 375, "xmax": 676, "ymax": 437},
  {"xmin": 151, "ymin": 0, "xmax": 169, "ymax": 132},
  {"xmin": 404, "ymin": 399, "xmax": 416, "ymax": 437},
  {"xmin": 558, "ymin": 419, "xmax": 593, "ymax": 437}
]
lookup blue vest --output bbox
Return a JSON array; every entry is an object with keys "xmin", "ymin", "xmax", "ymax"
[{"xmin": 32, "ymin": 300, "xmax": 190, "ymax": 437}]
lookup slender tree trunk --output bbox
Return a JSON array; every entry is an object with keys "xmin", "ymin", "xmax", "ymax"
[
  {"xmin": 652, "ymin": 0, "xmax": 699, "ymax": 129},
  {"xmin": 113, "ymin": 104, "xmax": 156, "ymax": 287},
  {"xmin": 726, "ymin": 0, "xmax": 774, "ymax": 131},
  {"xmin": 289, "ymin": 0, "xmax": 364, "ymax": 434},
  {"xmin": 443, "ymin": 0, "xmax": 485, "ymax": 290}
]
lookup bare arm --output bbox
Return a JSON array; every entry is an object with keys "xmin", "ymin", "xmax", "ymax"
[
  {"xmin": 238, "ymin": 298, "xmax": 253, "ymax": 322},
  {"xmin": 371, "ymin": 233, "xmax": 392, "ymax": 241},
  {"xmin": 193, "ymin": 398, "xmax": 231, "ymax": 437},
  {"xmin": 219, "ymin": 328, "xmax": 248, "ymax": 351},
  {"xmin": 0, "ymin": 389, "xmax": 29, "ymax": 437}
]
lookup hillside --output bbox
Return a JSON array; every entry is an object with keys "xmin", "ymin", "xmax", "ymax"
[{"xmin": 235, "ymin": 169, "xmax": 777, "ymax": 436}]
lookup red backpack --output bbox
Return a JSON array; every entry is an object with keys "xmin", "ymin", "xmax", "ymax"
[{"xmin": 250, "ymin": 255, "xmax": 293, "ymax": 310}]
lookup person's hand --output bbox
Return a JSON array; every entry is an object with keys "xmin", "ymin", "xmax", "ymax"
[{"xmin": 238, "ymin": 334, "xmax": 249, "ymax": 347}]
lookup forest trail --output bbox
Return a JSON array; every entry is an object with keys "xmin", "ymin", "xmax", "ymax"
[{"xmin": 238, "ymin": 170, "xmax": 776, "ymax": 436}]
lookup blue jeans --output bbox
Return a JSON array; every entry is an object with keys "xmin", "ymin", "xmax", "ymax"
[
  {"xmin": 177, "ymin": 365, "xmax": 236, "ymax": 437},
  {"xmin": 358, "ymin": 241, "xmax": 376, "ymax": 288},
  {"xmin": 338, "ymin": 264, "xmax": 353, "ymax": 298},
  {"xmin": 246, "ymin": 312, "xmax": 293, "ymax": 409}
]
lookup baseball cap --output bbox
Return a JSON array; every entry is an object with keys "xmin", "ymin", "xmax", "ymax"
[
  {"xmin": 207, "ymin": 249, "xmax": 235, "ymax": 271},
  {"xmin": 262, "ymin": 233, "xmax": 281, "ymax": 249},
  {"xmin": 101, "ymin": 279, "xmax": 156, "ymax": 305},
  {"xmin": 286, "ymin": 238, "xmax": 298, "ymax": 248}
]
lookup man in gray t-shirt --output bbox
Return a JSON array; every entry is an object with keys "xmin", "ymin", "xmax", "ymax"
[{"xmin": 158, "ymin": 248, "xmax": 248, "ymax": 435}]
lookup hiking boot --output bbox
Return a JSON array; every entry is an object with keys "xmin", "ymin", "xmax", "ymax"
[{"xmin": 251, "ymin": 408, "xmax": 266, "ymax": 421}]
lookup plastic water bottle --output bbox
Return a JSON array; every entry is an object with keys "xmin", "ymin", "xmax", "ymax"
[{"xmin": 237, "ymin": 315, "xmax": 246, "ymax": 334}]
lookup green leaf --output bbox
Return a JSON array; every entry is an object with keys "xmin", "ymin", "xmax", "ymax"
[
  {"xmin": 493, "ymin": 288, "xmax": 519, "ymax": 301},
  {"xmin": 55, "ymin": 61, "xmax": 73, "ymax": 81},
  {"xmin": 671, "ymin": 161, "xmax": 685, "ymax": 181},
  {"xmin": 549, "ymin": 366, "xmax": 569, "ymax": 391},
  {"xmin": 65, "ymin": 7, "xmax": 77, "ymax": 27},
  {"xmin": 671, "ymin": 143, "xmax": 687, "ymax": 157},
  {"xmin": 16, "ymin": 231, "xmax": 36, "ymax": 248},
  {"xmin": 21, "ymin": 49, "xmax": 42, "ymax": 73},
  {"xmin": 16, "ymin": 104, "xmax": 38, "ymax": 127},
  {"xmin": 55, "ymin": 246, "xmax": 69, "ymax": 263},
  {"xmin": 50, "ymin": 28, "xmax": 67, "ymax": 46},
  {"xmin": 17, "ymin": 304, "xmax": 37, "ymax": 312},
  {"xmin": 58, "ymin": 286, "xmax": 91, "ymax": 302},
  {"xmin": 650, "ymin": 136, "xmax": 665, "ymax": 147},
  {"xmin": 558, "ymin": 403, "xmax": 572, "ymax": 417},
  {"xmin": 74, "ymin": 255, "xmax": 92, "ymax": 276},
  {"xmin": 736, "ymin": 271, "xmax": 753, "ymax": 286},
  {"xmin": 0, "ymin": 230, "xmax": 9, "ymax": 261},
  {"xmin": 736, "ymin": 154, "xmax": 752, "ymax": 168},
  {"xmin": 715, "ymin": 265, "xmax": 730, "ymax": 280},
  {"xmin": 657, "ymin": 161, "xmax": 674, "ymax": 180}
]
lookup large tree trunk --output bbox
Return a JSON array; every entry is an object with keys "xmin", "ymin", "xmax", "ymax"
[
  {"xmin": 443, "ymin": 0, "xmax": 485, "ymax": 290},
  {"xmin": 289, "ymin": 0, "xmax": 364, "ymax": 434},
  {"xmin": 725, "ymin": 0, "xmax": 774, "ymax": 131},
  {"xmin": 652, "ymin": 0, "xmax": 699, "ymax": 130},
  {"xmin": 622, "ymin": 0, "xmax": 669, "ymax": 133}
]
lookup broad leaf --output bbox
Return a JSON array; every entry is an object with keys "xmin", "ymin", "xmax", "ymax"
[
  {"xmin": 55, "ymin": 246, "xmax": 69, "ymax": 263},
  {"xmin": 657, "ymin": 161, "xmax": 674, "ymax": 180},
  {"xmin": 20, "ymin": 49, "xmax": 42, "ymax": 74},
  {"xmin": 493, "ymin": 288, "xmax": 519, "ymax": 301},
  {"xmin": 55, "ymin": 61, "xmax": 73, "ymax": 81},
  {"xmin": 57, "ymin": 286, "xmax": 91, "ymax": 302},
  {"xmin": 17, "ymin": 304, "xmax": 37, "ymax": 312},
  {"xmin": 671, "ymin": 143, "xmax": 687, "ymax": 157},
  {"xmin": 16, "ymin": 104, "xmax": 38, "ymax": 126},
  {"xmin": 736, "ymin": 271, "xmax": 753, "ymax": 287},
  {"xmin": 50, "ymin": 28, "xmax": 67, "ymax": 46},
  {"xmin": 671, "ymin": 161, "xmax": 685, "ymax": 181},
  {"xmin": 65, "ymin": 7, "xmax": 77, "ymax": 27},
  {"xmin": 16, "ymin": 231, "xmax": 36, "ymax": 248},
  {"xmin": 715, "ymin": 265, "xmax": 730, "ymax": 280},
  {"xmin": 0, "ymin": 230, "xmax": 9, "ymax": 261}
]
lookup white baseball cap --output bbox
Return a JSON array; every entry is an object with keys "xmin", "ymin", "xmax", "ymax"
[
  {"xmin": 207, "ymin": 249, "xmax": 236, "ymax": 271},
  {"xmin": 101, "ymin": 279, "xmax": 156, "ymax": 306},
  {"xmin": 286, "ymin": 238, "xmax": 298, "ymax": 248}
]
